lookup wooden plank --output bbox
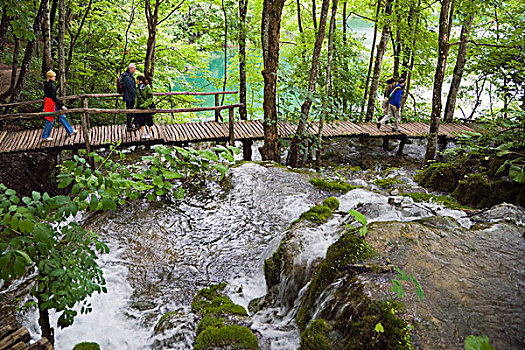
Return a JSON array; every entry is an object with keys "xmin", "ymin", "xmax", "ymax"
[
  {"xmin": 12, "ymin": 131, "xmax": 27, "ymax": 152},
  {"xmin": 4, "ymin": 133, "xmax": 19, "ymax": 153},
  {"xmin": 9, "ymin": 341, "xmax": 27, "ymax": 350},
  {"xmin": 243, "ymin": 120, "xmax": 259, "ymax": 138},
  {"xmin": 199, "ymin": 122, "xmax": 217, "ymax": 140},
  {"xmin": 234, "ymin": 122, "xmax": 248, "ymax": 139},
  {"xmin": 26, "ymin": 338, "xmax": 53, "ymax": 350},
  {"xmin": 0, "ymin": 131, "xmax": 8, "ymax": 146},
  {"xmin": 0, "ymin": 327, "xmax": 30, "ymax": 350},
  {"xmin": 209, "ymin": 121, "xmax": 227, "ymax": 138},
  {"xmin": 193, "ymin": 123, "xmax": 207, "ymax": 140},
  {"xmin": 167, "ymin": 124, "xmax": 178, "ymax": 142},
  {"xmin": 0, "ymin": 324, "xmax": 16, "ymax": 340},
  {"xmin": 239, "ymin": 120, "xmax": 256, "ymax": 138},
  {"xmin": 186, "ymin": 122, "xmax": 201, "ymax": 141},
  {"xmin": 176, "ymin": 124, "xmax": 189, "ymax": 142},
  {"xmin": 162, "ymin": 125, "xmax": 173, "ymax": 142}
]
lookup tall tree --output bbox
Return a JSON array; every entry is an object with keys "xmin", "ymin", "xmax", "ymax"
[
  {"xmin": 58, "ymin": 0, "xmax": 66, "ymax": 95},
  {"xmin": 443, "ymin": 8, "xmax": 475, "ymax": 122},
  {"xmin": 66, "ymin": 0, "xmax": 93, "ymax": 77},
  {"xmin": 316, "ymin": 0, "xmax": 338, "ymax": 168},
  {"xmin": 239, "ymin": 0, "xmax": 252, "ymax": 160},
  {"xmin": 287, "ymin": 0, "xmax": 331, "ymax": 167},
  {"xmin": 364, "ymin": 0, "xmax": 394, "ymax": 122},
  {"xmin": 260, "ymin": 0, "xmax": 287, "ymax": 162},
  {"xmin": 424, "ymin": 0, "xmax": 453, "ymax": 162},
  {"xmin": 8, "ymin": 0, "xmax": 46, "ymax": 105},
  {"xmin": 360, "ymin": 0, "xmax": 382, "ymax": 117},
  {"xmin": 41, "ymin": 0, "xmax": 53, "ymax": 76}
]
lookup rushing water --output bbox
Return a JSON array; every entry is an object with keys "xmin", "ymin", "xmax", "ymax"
[{"xmin": 2, "ymin": 138, "xmax": 523, "ymax": 349}]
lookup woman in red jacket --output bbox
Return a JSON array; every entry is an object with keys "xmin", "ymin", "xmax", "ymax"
[{"xmin": 42, "ymin": 70, "xmax": 77, "ymax": 141}]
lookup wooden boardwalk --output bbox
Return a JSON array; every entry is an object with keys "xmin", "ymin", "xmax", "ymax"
[
  {"xmin": 0, "ymin": 312, "xmax": 52, "ymax": 349},
  {"xmin": 0, "ymin": 120, "xmax": 475, "ymax": 154}
]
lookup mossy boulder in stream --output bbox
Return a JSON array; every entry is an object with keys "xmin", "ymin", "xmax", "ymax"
[
  {"xmin": 414, "ymin": 163, "xmax": 458, "ymax": 192},
  {"xmin": 296, "ymin": 231, "xmax": 374, "ymax": 330},
  {"xmin": 291, "ymin": 196, "xmax": 340, "ymax": 225},
  {"xmin": 73, "ymin": 343, "xmax": 100, "ymax": 350},
  {"xmin": 309, "ymin": 178, "xmax": 357, "ymax": 193},
  {"xmin": 192, "ymin": 283, "xmax": 259, "ymax": 350},
  {"xmin": 298, "ymin": 319, "xmax": 331, "ymax": 350}
]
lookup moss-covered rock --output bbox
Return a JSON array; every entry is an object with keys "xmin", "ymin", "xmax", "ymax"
[
  {"xmin": 309, "ymin": 178, "xmax": 357, "ymax": 193},
  {"xmin": 452, "ymin": 173, "xmax": 492, "ymax": 208},
  {"xmin": 194, "ymin": 325, "xmax": 260, "ymax": 350},
  {"xmin": 72, "ymin": 342, "xmax": 100, "ymax": 350},
  {"xmin": 414, "ymin": 163, "xmax": 458, "ymax": 192},
  {"xmin": 298, "ymin": 319, "xmax": 331, "ymax": 350},
  {"xmin": 191, "ymin": 283, "xmax": 247, "ymax": 317},
  {"xmin": 294, "ymin": 204, "xmax": 333, "ymax": 225},
  {"xmin": 296, "ymin": 232, "xmax": 374, "ymax": 330},
  {"xmin": 263, "ymin": 243, "xmax": 284, "ymax": 291},
  {"xmin": 374, "ymin": 176, "xmax": 404, "ymax": 189},
  {"xmin": 322, "ymin": 196, "xmax": 340, "ymax": 211},
  {"xmin": 196, "ymin": 316, "xmax": 224, "ymax": 336}
]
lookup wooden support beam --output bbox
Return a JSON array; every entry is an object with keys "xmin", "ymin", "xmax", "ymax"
[
  {"xmin": 228, "ymin": 107, "xmax": 235, "ymax": 146},
  {"xmin": 397, "ymin": 136, "xmax": 407, "ymax": 156},
  {"xmin": 215, "ymin": 95, "xmax": 220, "ymax": 122},
  {"xmin": 80, "ymin": 98, "xmax": 91, "ymax": 155},
  {"xmin": 382, "ymin": 137, "xmax": 389, "ymax": 150},
  {"xmin": 0, "ymin": 327, "xmax": 30, "ymax": 350}
]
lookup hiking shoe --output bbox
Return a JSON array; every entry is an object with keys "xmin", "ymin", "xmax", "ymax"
[
  {"xmin": 42, "ymin": 137, "xmax": 53, "ymax": 141},
  {"xmin": 376, "ymin": 122, "xmax": 381, "ymax": 130},
  {"xmin": 392, "ymin": 127, "xmax": 400, "ymax": 132}
]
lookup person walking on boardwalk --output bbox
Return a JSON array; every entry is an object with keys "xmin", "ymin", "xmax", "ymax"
[
  {"xmin": 122, "ymin": 63, "xmax": 137, "ymax": 131},
  {"xmin": 42, "ymin": 70, "xmax": 77, "ymax": 141},
  {"xmin": 377, "ymin": 77, "xmax": 406, "ymax": 132},
  {"xmin": 134, "ymin": 75, "xmax": 154, "ymax": 139},
  {"xmin": 381, "ymin": 78, "xmax": 396, "ymax": 117}
]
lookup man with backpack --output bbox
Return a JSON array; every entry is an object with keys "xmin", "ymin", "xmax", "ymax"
[
  {"xmin": 377, "ymin": 77, "xmax": 406, "ymax": 132},
  {"xmin": 119, "ymin": 63, "xmax": 137, "ymax": 131}
]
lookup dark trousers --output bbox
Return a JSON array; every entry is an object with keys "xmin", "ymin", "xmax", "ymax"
[{"xmin": 126, "ymin": 100, "xmax": 135, "ymax": 128}]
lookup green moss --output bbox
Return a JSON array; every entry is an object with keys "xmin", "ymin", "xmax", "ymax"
[
  {"xmin": 196, "ymin": 316, "xmax": 224, "ymax": 336},
  {"xmin": 322, "ymin": 197, "xmax": 340, "ymax": 211},
  {"xmin": 341, "ymin": 300, "xmax": 413, "ymax": 350},
  {"xmin": 296, "ymin": 204, "xmax": 333, "ymax": 225},
  {"xmin": 73, "ymin": 342, "xmax": 100, "ymax": 350},
  {"xmin": 452, "ymin": 173, "xmax": 491, "ymax": 208},
  {"xmin": 310, "ymin": 178, "xmax": 357, "ymax": 193},
  {"xmin": 374, "ymin": 177, "xmax": 404, "ymax": 188},
  {"xmin": 194, "ymin": 325, "xmax": 260, "ymax": 350},
  {"xmin": 414, "ymin": 163, "xmax": 458, "ymax": 192},
  {"xmin": 299, "ymin": 319, "xmax": 331, "ymax": 350},
  {"xmin": 263, "ymin": 243, "xmax": 284, "ymax": 291},
  {"xmin": 296, "ymin": 232, "xmax": 374, "ymax": 330},
  {"xmin": 400, "ymin": 192, "xmax": 471, "ymax": 210},
  {"xmin": 191, "ymin": 283, "xmax": 247, "ymax": 317}
]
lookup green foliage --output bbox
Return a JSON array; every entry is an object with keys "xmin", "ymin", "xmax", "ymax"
[
  {"xmin": 464, "ymin": 335, "xmax": 496, "ymax": 350},
  {"xmin": 0, "ymin": 143, "xmax": 237, "ymax": 333},
  {"xmin": 299, "ymin": 319, "xmax": 331, "ymax": 350},
  {"xmin": 295, "ymin": 204, "xmax": 333, "ymax": 225},
  {"xmin": 72, "ymin": 342, "xmax": 101, "ymax": 350},
  {"xmin": 194, "ymin": 325, "xmax": 259, "ymax": 350},
  {"xmin": 309, "ymin": 178, "xmax": 357, "ymax": 193},
  {"xmin": 349, "ymin": 209, "xmax": 368, "ymax": 237},
  {"xmin": 196, "ymin": 316, "xmax": 224, "ymax": 336},
  {"xmin": 322, "ymin": 197, "xmax": 340, "ymax": 211},
  {"xmin": 414, "ymin": 163, "xmax": 458, "ymax": 193},
  {"xmin": 390, "ymin": 267, "xmax": 424, "ymax": 302}
]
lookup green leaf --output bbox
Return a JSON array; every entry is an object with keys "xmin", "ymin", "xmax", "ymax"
[
  {"xmin": 349, "ymin": 209, "xmax": 367, "ymax": 226},
  {"xmin": 101, "ymin": 197, "xmax": 117, "ymax": 211},
  {"xmin": 58, "ymin": 177, "xmax": 74, "ymax": 189},
  {"xmin": 464, "ymin": 335, "xmax": 495, "ymax": 350},
  {"xmin": 19, "ymin": 219, "xmax": 34, "ymax": 234},
  {"xmin": 89, "ymin": 196, "xmax": 99, "ymax": 211},
  {"xmin": 374, "ymin": 323, "xmax": 384, "ymax": 333},
  {"xmin": 199, "ymin": 150, "xmax": 219, "ymax": 162},
  {"xmin": 15, "ymin": 250, "xmax": 32, "ymax": 264},
  {"xmin": 147, "ymin": 193, "xmax": 157, "ymax": 201},
  {"xmin": 509, "ymin": 165, "xmax": 525, "ymax": 184},
  {"xmin": 153, "ymin": 176, "xmax": 163, "ymax": 187}
]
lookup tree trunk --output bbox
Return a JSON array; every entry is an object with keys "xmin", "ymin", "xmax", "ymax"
[
  {"xmin": 287, "ymin": 0, "xmax": 331, "ymax": 167},
  {"xmin": 66, "ymin": 0, "xmax": 92, "ymax": 76},
  {"xmin": 316, "ymin": 0, "xmax": 338, "ymax": 169},
  {"xmin": 221, "ymin": 0, "xmax": 228, "ymax": 105},
  {"xmin": 360, "ymin": 0, "xmax": 382, "ymax": 118},
  {"xmin": 8, "ymin": 0, "xmax": 46, "ymax": 106},
  {"xmin": 0, "ymin": 11, "xmax": 10, "ymax": 62},
  {"xmin": 424, "ymin": 0, "xmax": 453, "ymax": 163},
  {"xmin": 38, "ymin": 294, "xmax": 54, "ymax": 345},
  {"xmin": 297, "ymin": 0, "xmax": 306, "ymax": 63},
  {"xmin": 392, "ymin": 29, "xmax": 401, "ymax": 79},
  {"xmin": 58, "ymin": 0, "xmax": 66, "ymax": 96},
  {"xmin": 260, "ymin": 0, "xmax": 286, "ymax": 162},
  {"xmin": 443, "ymin": 11, "xmax": 475, "ymax": 122},
  {"xmin": 239, "ymin": 0, "xmax": 252, "ymax": 160},
  {"xmin": 145, "ymin": 0, "xmax": 159, "ymax": 84},
  {"xmin": 0, "ymin": 35, "xmax": 19, "ymax": 102},
  {"xmin": 42, "ymin": 0, "xmax": 53, "ymax": 76},
  {"xmin": 364, "ymin": 0, "xmax": 394, "ymax": 122},
  {"xmin": 312, "ymin": 0, "xmax": 317, "ymax": 29}
]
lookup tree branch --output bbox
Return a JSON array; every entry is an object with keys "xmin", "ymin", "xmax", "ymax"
[{"xmin": 158, "ymin": 0, "xmax": 185, "ymax": 25}]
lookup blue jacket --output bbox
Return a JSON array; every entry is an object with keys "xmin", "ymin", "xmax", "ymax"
[
  {"xmin": 389, "ymin": 84, "xmax": 403, "ymax": 109},
  {"xmin": 122, "ymin": 69, "xmax": 136, "ymax": 102}
]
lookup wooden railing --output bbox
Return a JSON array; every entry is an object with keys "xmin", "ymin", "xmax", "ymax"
[{"xmin": 0, "ymin": 91, "xmax": 241, "ymax": 152}]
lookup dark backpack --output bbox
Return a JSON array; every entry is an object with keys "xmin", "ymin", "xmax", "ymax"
[{"xmin": 116, "ymin": 72, "xmax": 126, "ymax": 93}]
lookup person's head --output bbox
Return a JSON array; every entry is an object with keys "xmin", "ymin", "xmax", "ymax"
[
  {"xmin": 46, "ymin": 70, "xmax": 56, "ymax": 81},
  {"xmin": 137, "ymin": 75, "xmax": 147, "ymax": 84},
  {"xmin": 128, "ymin": 63, "xmax": 136, "ymax": 75},
  {"xmin": 398, "ymin": 77, "xmax": 406, "ymax": 86},
  {"xmin": 386, "ymin": 78, "xmax": 396, "ymax": 85}
]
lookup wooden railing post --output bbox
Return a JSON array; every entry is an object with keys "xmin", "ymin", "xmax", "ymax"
[
  {"xmin": 228, "ymin": 107, "xmax": 235, "ymax": 145},
  {"xmin": 215, "ymin": 95, "xmax": 220, "ymax": 122},
  {"xmin": 80, "ymin": 96, "xmax": 91, "ymax": 154}
]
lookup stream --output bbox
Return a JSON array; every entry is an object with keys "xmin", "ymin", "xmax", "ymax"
[{"xmin": 2, "ymin": 138, "xmax": 524, "ymax": 349}]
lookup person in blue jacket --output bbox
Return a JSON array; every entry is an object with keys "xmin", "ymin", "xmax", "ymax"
[
  {"xmin": 122, "ymin": 63, "xmax": 137, "ymax": 131},
  {"xmin": 377, "ymin": 77, "xmax": 405, "ymax": 132}
]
